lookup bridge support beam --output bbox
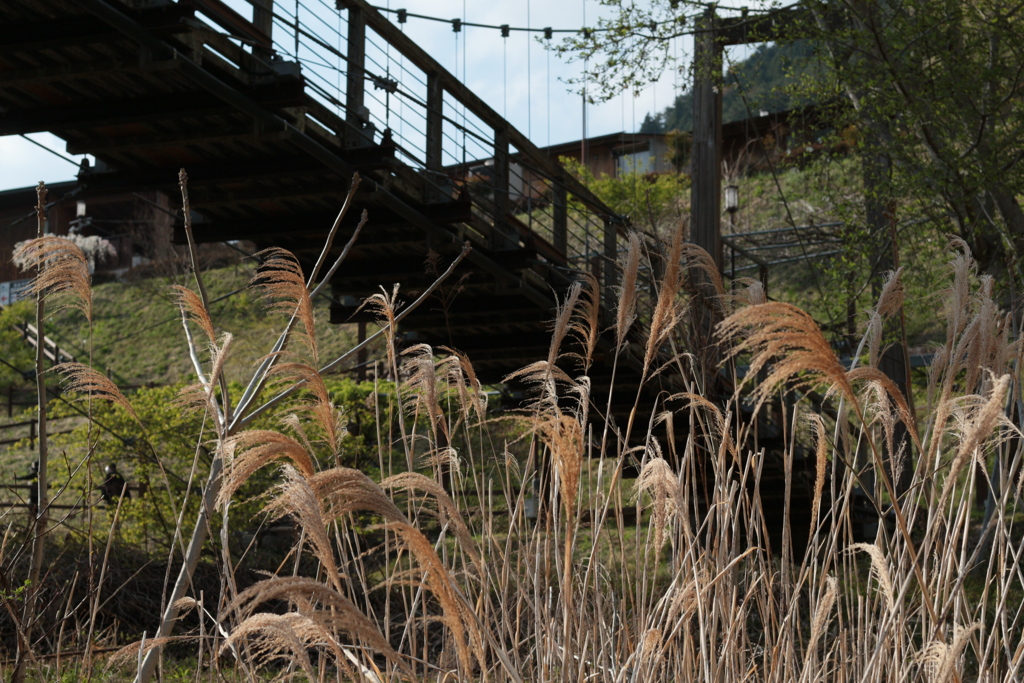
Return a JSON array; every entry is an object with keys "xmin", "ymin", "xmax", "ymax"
[
  {"xmin": 251, "ymin": 0, "xmax": 273, "ymax": 63},
  {"xmin": 689, "ymin": 7, "xmax": 723, "ymax": 373},
  {"xmin": 604, "ymin": 218, "xmax": 619, "ymax": 313},
  {"xmin": 345, "ymin": 6, "xmax": 367, "ymax": 147},
  {"xmin": 492, "ymin": 125, "xmax": 515, "ymax": 250},
  {"xmin": 426, "ymin": 72, "xmax": 443, "ymax": 172},
  {"xmin": 552, "ymin": 182, "xmax": 567, "ymax": 254}
]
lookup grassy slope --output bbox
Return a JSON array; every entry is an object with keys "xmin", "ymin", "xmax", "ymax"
[{"xmin": 37, "ymin": 263, "xmax": 364, "ymax": 388}]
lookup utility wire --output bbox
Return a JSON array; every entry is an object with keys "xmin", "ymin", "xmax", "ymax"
[
  {"xmin": 368, "ymin": 2, "xmax": 798, "ymax": 35},
  {"xmin": 18, "ymin": 134, "xmax": 84, "ymax": 167}
]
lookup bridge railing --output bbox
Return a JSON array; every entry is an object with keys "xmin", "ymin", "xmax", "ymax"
[{"xmin": 190, "ymin": 0, "xmax": 645, "ymax": 325}]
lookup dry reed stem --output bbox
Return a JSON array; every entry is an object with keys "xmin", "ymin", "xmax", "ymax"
[
  {"xmin": 806, "ymin": 413, "xmax": 829, "ymax": 534},
  {"xmin": 643, "ymin": 220, "xmax": 686, "ymax": 376},
  {"xmin": 681, "ymin": 242, "xmax": 726, "ymax": 311},
  {"xmin": 719, "ymin": 301, "xmax": 854, "ymax": 409},
  {"xmin": 13, "ymin": 235, "xmax": 92, "ymax": 320},
  {"xmin": 170, "ymin": 285, "xmax": 216, "ymax": 345},
  {"xmin": 916, "ymin": 622, "xmax": 980, "ymax": 683},
  {"xmin": 438, "ymin": 346, "xmax": 487, "ymax": 423},
  {"xmin": 941, "ymin": 374, "xmax": 1014, "ymax": 507},
  {"xmin": 380, "ymin": 472, "xmax": 482, "ymax": 568},
  {"xmin": 265, "ymin": 467, "xmax": 344, "ymax": 590},
  {"xmin": 848, "ymin": 543, "xmax": 895, "ymax": 611},
  {"xmin": 225, "ymin": 576, "xmax": 408, "ymax": 674},
  {"xmin": 272, "ymin": 362, "xmax": 344, "ymax": 451},
  {"xmin": 616, "ymin": 232, "xmax": 641, "ymax": 349},
  {"xmin": 571, "ymin": 273, "xmax": 601, "ymax": 368},
  {"xmin": 401, "ymin": 344, "xmax": 449, "ymax": 443},
  {"xmin": 252, "ymin": 248, "xmax": 318, "ymax": 363},
  {"xmin": 53, "ymin": 362, "xmax": 139, "ymax": 424},
  {"xmin": 216, "ymin": 430, "xmax": 316, "ymax": 506},
  {"xmin": 635, "ymin": 457, "xmax": 677, "ymax": 551}
]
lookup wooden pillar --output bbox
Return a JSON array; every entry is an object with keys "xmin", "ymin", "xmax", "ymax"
[
  {"xmin": 552, "ymin": 182, "xmax": 568, "ymax": 254},
  {"xmin": 425, "ymin": 73, "xmax": 444, "ymax": 172},
  {"xmin": 690, "ymin": 8, "xmax": 723, "ymax": 271},
  {"xmin": 603, "ymin": 219, "xmax": 618, "ymax": 312},
  {"xmin": 345, "ymin": 6, "xmax": 366, "ymax": 148},
  {"xmin": 252, "ymin": 0, "xmax": 274, "ymax": 63},
  {"xmin": 492, "ymin": 126, "xmax": 514, "ymax": 249},
  {"xmin": 864, "ymin": 130, "xmax": 912, "ymax": 499}
]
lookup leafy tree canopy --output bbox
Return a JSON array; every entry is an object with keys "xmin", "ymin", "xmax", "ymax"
[
  {"xmin": 640, "ymin": 40, "xmax": 817, "ymax": 133},
  {"xmin": 557, "ymin": 0, "xmax": 1024, "ymax": 291}
]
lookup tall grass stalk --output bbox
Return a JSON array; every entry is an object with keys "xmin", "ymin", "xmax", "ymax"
[{"xmin": 13, "ymin": 187, "xmax": 1023, "ymax": 682}]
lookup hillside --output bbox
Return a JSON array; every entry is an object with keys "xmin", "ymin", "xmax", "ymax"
[
  {"xmin": 2, "ymin": 262, "xmax": 369, "ymax": 389},
  {"xmin": 640, "ymin": 40, "xmax": 818, "ymax": 133}
]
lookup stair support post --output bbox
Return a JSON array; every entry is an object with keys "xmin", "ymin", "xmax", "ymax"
[
  {"xmin": 492, "ymin": 125, "xmax": 514, "ymax": 250},
  {"xmin": 552, "ymin": 181, "xmax": 568, "ymax": 255}
]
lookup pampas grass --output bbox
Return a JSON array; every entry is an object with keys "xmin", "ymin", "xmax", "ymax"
[
  {"xmin": 18, "ymin": 174, "xmax": 1024, "ymax": 683},
  {"xmin": 12, "ymin": 234, "xmax": 93, "ymax": 320}
]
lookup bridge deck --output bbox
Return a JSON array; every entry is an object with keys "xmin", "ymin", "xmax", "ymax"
[
  {"xmin": 1, "ymin": 0, "xmax": 671, "ymax": 394},
  {"xmin": 0, "ymin": 0, "xmax": 823, "ymax": 543}
]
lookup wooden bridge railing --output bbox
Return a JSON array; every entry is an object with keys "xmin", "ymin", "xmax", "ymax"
[{"xmin": 191, "ymin": 0, "xmax": 646, "ymax": 324}]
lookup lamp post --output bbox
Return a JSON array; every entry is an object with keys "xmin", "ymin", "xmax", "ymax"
[
  {"xmin": 724, "ymin": 184, "xmax": 739, "ymax": 231},
  {"xmin": 725, "ymin": 184, "xmax": 739, "ymax": 280}
]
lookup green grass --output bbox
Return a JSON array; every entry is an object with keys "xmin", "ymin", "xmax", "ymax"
[{"xmin": 36, "ymin": 263, "xmax": 363, "ymax": 387}]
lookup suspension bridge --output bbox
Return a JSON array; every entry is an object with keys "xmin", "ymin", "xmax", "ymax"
[
  {"xmin": 0, "ymin": 0, "xmax": 846, "ymax": 548},
  {"xmin": 0, "ymin": 0, "xmax": 679, "ymax": 398}
]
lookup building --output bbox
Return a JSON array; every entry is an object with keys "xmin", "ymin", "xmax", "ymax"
[{"xmin": 0, "ymin": 179, "xmax": 175, "ymax": 301}]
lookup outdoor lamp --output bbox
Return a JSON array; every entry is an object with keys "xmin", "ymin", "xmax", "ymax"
[{"xmin": 724, "ymin": 184, "xmax": 740, "ymax": 214}]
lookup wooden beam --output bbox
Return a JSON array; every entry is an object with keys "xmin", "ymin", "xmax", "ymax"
[
  {"xmin": 552, "ymin": 182, "xmax": 567, "ymax": 255},
  {"xmin": 335, "ymin": 0, "xmax": 628, "ymax": 230},
  {"xmin": 250, "ymin": 0, "xmax": 274, "ymax": 61},
  {"xmin": 690, "ymin": 8, "xmax": 723, "ymax": 272},
  {"xmin": 0, "ymin": 58, "xmax": 180, "ymax": 88},
  {"xmin": 718, "ymin": 8, "xmax": 813, "ymax": 47},
  {"xmin": 194, "ymin": 0, "xmax": 271, "ymax": 51},
  {"xmin": 66, "ymin": 128, "xmax": 290, "ymax": 155},
  {"xmin": 425, "ymin": 72, "xmax": 444, "ymax": 172},
  {"xmin": 0, "ymin": 76, "xmax": 305, "ymax": 136},
  {"xmin": 81, "ymin": 156, "xmax": 326, "ymax": 195},
  {"xmin": 492, "ymin": 125, "xmax": 513, "ymax": 249},
  {"xmin": 0, "ymin": 5, "xmax": 192, "ymax": 53},
  {"xmin": 345, "ymin": 6, "xmax": 367, "ymax": 147},
  {"xmin": 0, "ymin": 92, "xmax": 228, "ymax": 136}
]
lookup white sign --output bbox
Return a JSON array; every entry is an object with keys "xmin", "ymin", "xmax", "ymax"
[{"xmin": 0, "ymin": 279, "xmax": 31, "ymax": 307}]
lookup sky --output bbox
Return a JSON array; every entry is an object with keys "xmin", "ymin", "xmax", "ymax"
[{"xmin": 0, "ymin": 1, "xmax": 762, "ymax": 192}]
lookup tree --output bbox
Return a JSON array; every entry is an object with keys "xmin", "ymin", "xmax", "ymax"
[
  {"xmin": 807, "ymin": 0, "xmax": 1024, "ymax": 289},
  {"xmin": 556, "ymin": 0, "xmax": 1024, "ymax": 293}
]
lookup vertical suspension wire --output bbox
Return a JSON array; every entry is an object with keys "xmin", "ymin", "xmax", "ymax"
[
  {"xmin": 454, "ymin": 21, "xmax": 459, "ymax": 163},
  {"xmin": 525, "ymin": 0, "xmax": 532, "ymax": 226},
  {"xmin": 503, "ymin": 33, "xmax": 508, "ymax": 118},
  {"xmin": 626, "ymin": 83, "xmax": 634, "ymax": 209},
  {"xmin": 581, "ymin": 0, "xmax": 587, "ymax": 168},
  {"xmin": 385, "ymin": 0, "xmax": 391, "ymax": 128},
  {"xmin": 399, "ymin": 14, "xmax": 405, "ymax": 153},
  {"xmin": 462, "ymin": 0, "xmax": 467, "ymax": 168},
  {"xmin": 527, "ymin": 0, "xmax": 531, "ymax": 141},
  {"xmin": 336, "ymin": 5, "xmax": 342, "ymax": 118},
  {"xmin": 546, "ymin": 33, "xmax": 551, "ymax": 148},
  {"xmin": 620, "ymin": 90, "xmax": 625, "ymax": 179}
]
